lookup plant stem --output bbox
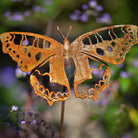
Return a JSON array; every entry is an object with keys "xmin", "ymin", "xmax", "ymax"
[
  {"xmin": 60, "ymin": 100, "xmax": 65, "ymax": 138},
  {"xmin": 45, "ymin": 20, "xmax": 53, "ymax": 36}
]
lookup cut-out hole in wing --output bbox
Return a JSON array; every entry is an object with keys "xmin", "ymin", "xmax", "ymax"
[
  {"xmin": 98, "ymin": 29, "xmax": 112, "ymax": 41},
  {"xmin": 89, "ymin": 34, "xmax": 97, "ymax": 44}
]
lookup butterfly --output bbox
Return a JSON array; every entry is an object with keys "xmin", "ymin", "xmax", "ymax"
[{"xmin": 0, "ymin": 25, "xmax": 137, "ymax": 105}]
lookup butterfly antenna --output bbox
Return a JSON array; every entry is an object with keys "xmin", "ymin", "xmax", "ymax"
[
  {"xmin": 57, "ymin": 26, "xmax": 65, "ymax": 39},
  {"xmin": 57, "ymin": 25, "xmax": 72, "ymax": 40},
  {"xmin": 66, "ymin": 25, "xmax": 72, "ymax": 39}
]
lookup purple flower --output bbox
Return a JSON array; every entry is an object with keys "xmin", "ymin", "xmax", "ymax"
[
  {"xmin": 28, "ymin": 112, "xmax": 33, "ymax": 116},
  {"xmin": 20, "ymin": 120, "xmax": 26, "ymax": 124},
  {"xmin": 88, "ymin": 0, "xmax": 97, "ymax": 7},
  {"xmin": 96, "ymin": 13, "xmax": 112, "ymax": 24},
  {"xmin": 1, "ymin": 66, "xmax": 17, "ymax": 87},
  {"xmin": 29, "ymin": 120, "xmax": 37, "ymax": 125},
  {"xmin": 120, "ymin": 71, "xmax": 131, "ymax": 78},
  {"xmin": 74, "ymin": 10, "xmax": 81, "ymax": 15},
  {"xmin": 15, "ymin": 66, "xmax": 30, "ymax": 78},
  {"xmin": 5, "ymin": 122, "xmax": 10, "ymax": 127},
  {"xmin": 122, "ymin": 134, "xmax": 131, "ymax": 138},
  {"xmin": 70, "ymin": 13, "xmax": 79, "ymax": 21},
  {"xmin": 24, "ymin": 11, "xmax": 30, "ymax": 16},
  {"xmin": 45, "ymin": 129, "xmax": 51, "ymax": 133},
  {"xmin": 132, "ymin": 60, "xmax": 138, "ymax": 68},
  {"xmin": 82, "ymin": 4, "xmax": 88, "ymax": 10},
  {"xmin": 9, "ymin": 12, "xmax": 24, "ymax": 21},
  {"xmin": 33, "ymin": 120, "xmax": 36, "ymax": 123},
  {"xmin": 4, "ymin": 11, "xmax": 10, "ymax": 17},
  {"xmin": 96, "ymin": 5, "xmax": 103, "ymax": 11},
  {"xmin": 11, "ymin": 106, "xmax": 19, "ymax": 112},
  {"xmin": 80, "ymin": 13, "xmax": 89, "ymax": 22},
  {"xmin": 33, "ymin": 6, "xmax": 41, "ymax": 12}
]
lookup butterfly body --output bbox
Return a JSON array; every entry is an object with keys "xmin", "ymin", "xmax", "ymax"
[
  {"xmin": 64, "ymin": 39, "xmax": 71, "ymax": 57},
  {"xmin": 0, "ymin": 25, "xmax": 138, "ymax": 105}
]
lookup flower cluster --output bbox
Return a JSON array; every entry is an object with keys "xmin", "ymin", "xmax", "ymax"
[
  {"xmin": 5, "ymin": 11, "xmax": 30, "ymax": 21},
  {"xmin": 2, "ymin": 106, "xmax": 55, "ymax": 137},
  {"xmin": 4, "ymin": 0, "xmax": 52, "ymax": 21},
  {"xmin": 70, "ymin": 0, "xmax": 112, "ymax": 24}
]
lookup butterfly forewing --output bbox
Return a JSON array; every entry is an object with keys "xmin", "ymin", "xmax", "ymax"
[
  {"xmin": 0, "ymin": 32, "xmax": 63, "ymax": 72},
  {"xmin": 72, "ymin": 25, "xmax": 138, "ymax": 65}
]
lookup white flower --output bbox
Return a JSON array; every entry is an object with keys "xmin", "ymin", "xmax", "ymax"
[{"xmin": 11, "ymin": 105, "xmax": 19, "ymax": 112}]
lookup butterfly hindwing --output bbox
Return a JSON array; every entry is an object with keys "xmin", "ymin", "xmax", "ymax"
[
  {"xmin": 30, "ymin": 54, "xmax": 71, "ymax": 105},
  {"xmin": 72, "ymin": 25, "xmax": 138, "ymax": 65},
  {"xmin": 70, "ymin": 46, "xmax": 111, "ymax": 100}
]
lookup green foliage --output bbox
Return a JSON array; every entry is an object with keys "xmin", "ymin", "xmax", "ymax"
[
  {"xmin": 103, "ymin": 103, "xmax": 131, "ymax": 136},
  {"xmin": 105, "ymin": 0, "xmax": 132, "ymax": 24},
  {"xmin": 38, "ymin": 103, "xmax": 47, "ymax": 112},
  {"xmin": 0, "ymin": 87, "xmax": 20, "ymax": 106}
]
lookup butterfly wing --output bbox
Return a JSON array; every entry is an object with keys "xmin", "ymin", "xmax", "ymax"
[
  {"xmin": 71, "ymin": 25, "xmax": 138, "ymax": 101},
  {"xmin": 0, "ymin": 32, "xmax": 63, "ymax": 72},
  {"xmin": 70, "ymin": 43, "xmax": 111, "ymax": 101},
  {"xmin": 30, "ymin": 54, "xmax": 71, "ymax": 106},
  {"xmin": 0, "ymin": 32, "xmax": 70, "ymax": 105},
  {"xmin": 72, "ymin": 25, "xmax": 138, "ymax": 65}
]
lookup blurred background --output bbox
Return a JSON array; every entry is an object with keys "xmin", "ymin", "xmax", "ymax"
[{"xmin": 0, "ymin": 0, "xmax": 138, "ymax": 137}]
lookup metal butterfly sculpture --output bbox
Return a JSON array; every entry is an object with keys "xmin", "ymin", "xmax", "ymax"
[{"xmin": 0, "ymin": 25, "xmax": 138, "ymax": 105}]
